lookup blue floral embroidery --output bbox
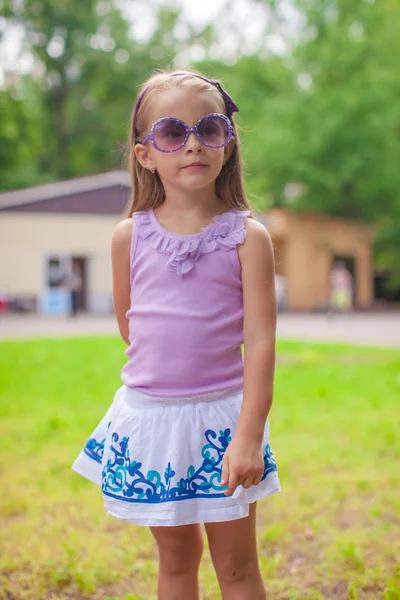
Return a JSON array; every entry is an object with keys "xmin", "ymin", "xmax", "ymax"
[
  {"xmin": 100, "ymin": 428, "xmax": 277, "ymax": 504},
  {"xmin": 84, "ymin": 437, "xmax": 104, "ymax": 464},
  {"xmin": 83, "ymin": 421, "xmax": 110, "ymax": 464}
]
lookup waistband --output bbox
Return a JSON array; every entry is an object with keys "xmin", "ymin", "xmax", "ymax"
[{"xmin": 123, "ymin": 385, "xmax": 243, "ymax": 409}]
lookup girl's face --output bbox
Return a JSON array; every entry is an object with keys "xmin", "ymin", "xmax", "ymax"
[{"xmin": 135, "ymin": 88, "xmax": 235, "ymax": 194}]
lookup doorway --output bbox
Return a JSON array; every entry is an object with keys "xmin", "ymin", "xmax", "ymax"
[
  {"xmin": 42, "ymin": 254, "xmax": 88, "ymax": 314},
  {"xmin": 71, "ymin": 256, "xmax": 88, "ymax": 312},
  {"xmin": 331, "ymin": 255, "xmax": 357, "ymax": 306}
]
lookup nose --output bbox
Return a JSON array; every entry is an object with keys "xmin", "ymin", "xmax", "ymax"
[{"xmin": 185, "ymin": 130, "xmax": 204, "ymax": 153}]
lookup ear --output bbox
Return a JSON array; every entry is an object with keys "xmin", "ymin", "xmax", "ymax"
[
  {"xmin": 135, "ymin": 143, "xmax": 155, "ymax": 172},
  {"xmin": 223, "ymin": 137, "xmax": 236, "ymax": 164}
]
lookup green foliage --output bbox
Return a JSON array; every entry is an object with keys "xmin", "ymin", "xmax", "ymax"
[
  {"xmin": 198, "ymin": 0, "xmax": 400, "ymax": 223},
  {"xmin": 291, "ymin": 0, "xmax": 400, "ymax": 220},
  {"xmin": 0, "ymin": 84, "xmax": 45, "ymax": 189},
  {"xmin": 0, "ymin": 0, "xmax": 173, "ymax": 187}
]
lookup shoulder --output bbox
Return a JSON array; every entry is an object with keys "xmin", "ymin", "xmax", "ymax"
[
  {"xmin": 111, "ymin": 217, "xmax": 133, "ymax": 254},
  {"xmin": 244, "ymin": 215, "xmax": 272, "ymax": 240},
  {"xmin": 112, "ymin": 217, "xmax": 133, "ymax": 243},
  {"xmin": 239, "ymin": 216, "xmax": 274, "ymax": 262}
]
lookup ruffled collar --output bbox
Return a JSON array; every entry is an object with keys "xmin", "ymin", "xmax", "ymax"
[{"xmin": 135, "ymin": 208, "xmax": 250, "ymax": 276}]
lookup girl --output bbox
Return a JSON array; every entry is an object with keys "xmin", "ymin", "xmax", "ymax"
[{"xmin": 73, "ymin": 69, "xmax": 280, "ymax": 600}]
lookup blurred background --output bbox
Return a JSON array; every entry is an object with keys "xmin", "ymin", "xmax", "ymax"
[
  {"xmin": 0, "ymin": 0, "xmax": 400, "ymax": 321},
  {"xmin": 1, "ymin": 4, "xmax": 400, "ymax": 599}
]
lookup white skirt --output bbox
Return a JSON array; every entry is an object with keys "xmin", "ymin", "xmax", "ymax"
[{"xmin": 72, "ymin": 386, "xmax": 281, "ymax": 527}]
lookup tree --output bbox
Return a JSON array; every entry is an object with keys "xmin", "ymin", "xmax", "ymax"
[
  {"xmin": 0, "ymin": 83, "xmax": 44, "ymax": 190},
  {"xmin": 210, "ymin": 0, "xmax": 398, "ymax": 222},
  {"xmin": 0, "ymin": 0, "xmax": 179, "ymax": 185}
]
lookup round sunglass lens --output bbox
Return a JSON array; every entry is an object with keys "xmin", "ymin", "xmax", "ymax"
[
  {"xmin": 154, "ymin": 119, "xmax": 186, "ymax": 151},
  {"xmin": 197, "ymin": 116, "xmax": 230, "ymax": 148}
]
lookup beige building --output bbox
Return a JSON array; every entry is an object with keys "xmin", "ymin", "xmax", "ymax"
[
  {"xmin": 0, "ymin": 171, "xmax": 130, "ymax": 314},
  {"xmin": 266, "ymin": 208, "xmax": 374, "ymax": 310},
  {"xmin": 0, "ymin": 171, "xmax": 374, "ymax": 313}
]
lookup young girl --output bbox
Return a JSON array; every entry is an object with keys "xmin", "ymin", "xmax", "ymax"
[{"xmin": 73, "ymin": 68, "xmax": 280, "ymax": 600}]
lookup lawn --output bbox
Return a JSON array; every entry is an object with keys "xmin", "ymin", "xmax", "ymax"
[{"xmin": 0, "ymin": 337, "xmax": 399, "ymax": 599}]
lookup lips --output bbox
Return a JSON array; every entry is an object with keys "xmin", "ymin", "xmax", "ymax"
[{"xmin": 183, "ymin": 162, "xmax": 208, "ymax": 169}]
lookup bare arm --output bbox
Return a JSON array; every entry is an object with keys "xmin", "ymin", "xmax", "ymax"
[
  {"xmin": 111, "ymin": 218, "xmax": 133, "ymax": 345},
  {"xmin": 237, "ymin": 218, "xmax": 277, "ymax": 441},
  {"xmin": 221, "ymin": 218, "xmax": 277, "ymax": 495}
]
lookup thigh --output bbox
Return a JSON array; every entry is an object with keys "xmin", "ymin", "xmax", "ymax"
[
  {"xmin": 204, "ymin": 502, "xmax": 259, "ymax": 573},
  {"xmin": 151, "ymin": 524, "xmax": 203, "ymax": 571}
]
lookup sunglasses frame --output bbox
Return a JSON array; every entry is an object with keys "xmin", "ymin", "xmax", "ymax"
[{"xmin": 140, "ymin": 113, "xmax": 233, "ymax": 153}]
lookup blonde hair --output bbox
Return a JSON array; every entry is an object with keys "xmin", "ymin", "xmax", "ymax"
[{"xmin": 126, "ymin": 67, "xmax": 250, "ymax": 217}]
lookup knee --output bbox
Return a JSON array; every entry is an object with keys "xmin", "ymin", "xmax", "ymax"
[
  {"xmin": 214, "ymin": 554, "xmax": 259, "ymax": 586},
  {"xmin": 157, "ymin": 533, "xmax": 203, "ymax": 575}
]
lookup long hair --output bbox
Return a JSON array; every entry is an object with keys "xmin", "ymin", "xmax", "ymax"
[{"xmin": 125, "ymin": 68, "xmax": 250, "ymax": 217}]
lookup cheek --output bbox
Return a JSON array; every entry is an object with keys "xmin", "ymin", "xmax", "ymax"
[
  {"xmin": 154, "ymin": 154, "xmax": 180, "ymax": 175},
  {"xmin": 212, "ymin": 150, "xmax": 225, "ymax": 169}
]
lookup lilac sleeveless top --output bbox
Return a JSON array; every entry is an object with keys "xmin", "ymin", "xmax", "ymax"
[{"xmin": 121, "ymin": 208, "xmax": 250, "ymax": 397}]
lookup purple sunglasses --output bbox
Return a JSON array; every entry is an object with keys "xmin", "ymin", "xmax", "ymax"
[
  {"xmin": 141, "ymin": 113, "xmax": 233, "ymax": 153},
  {"xmin": 132, "ymin": 72, "xmax": 239, "ymax": 142}
]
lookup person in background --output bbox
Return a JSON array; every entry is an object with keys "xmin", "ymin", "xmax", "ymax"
[
  {"xmin": 64, "ymin": 263, "xmax": 83, "ymax": 316},
  {"xmin": 329, "ymin": 261, "xmax": 354, "ymax": 314},
  {"xmin": 275, "ymin": 273, "xmax": 287, "ymax": 313}
]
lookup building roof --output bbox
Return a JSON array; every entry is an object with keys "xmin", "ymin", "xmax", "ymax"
[{"xmin": 0, "ymin": 170, "xmax": 131, "ymax": 210}]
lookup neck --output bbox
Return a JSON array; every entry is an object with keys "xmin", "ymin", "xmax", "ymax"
[{"xmin": 159, "ymin": 181, "xmax": 226, "ymax": 218}]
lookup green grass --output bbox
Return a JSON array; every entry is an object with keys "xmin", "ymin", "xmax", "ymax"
[{"xmin": 0, "ymin": 337, "xmax": 399, "ymax": 599}]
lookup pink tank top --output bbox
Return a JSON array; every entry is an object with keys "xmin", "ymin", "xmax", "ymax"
[{"xmin": 121, "ymin": 208, "xmax": 250, "ymax": 397}]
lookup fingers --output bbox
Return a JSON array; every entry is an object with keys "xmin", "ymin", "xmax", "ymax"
[
  {"xmin": 225, "ymin": 471, "xmax": 264, "ymax": 495},
  {"xmin": 225, "ymin": 471, "xmax": 240, "ymax": 496},
  {"xmin": 220, "ymin": 456, "xmax": 229, "ymax": 487},
  {"xmin": 252, "ymin": 474, "xmax": 263, "ymax": 486},
  {"xmin": 221, "ymin": 451, "xmax": 265, "ymax": 496},
  {"xmin": 241, "ymin": 476, "xmax": 255, "ymax": 489}
]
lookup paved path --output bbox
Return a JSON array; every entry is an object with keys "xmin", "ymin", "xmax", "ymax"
[{"xmin": 0, "ymin": 313, "xmax": 399, "ymax": 347}]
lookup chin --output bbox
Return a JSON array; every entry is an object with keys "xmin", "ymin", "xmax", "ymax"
[
  {"xmin": 180, "ymin": 170, "xmax": 220, "ymax": 186},
  {"xmin": 182, "ymin": 178, "xmax": 215, "ymax": 191}
]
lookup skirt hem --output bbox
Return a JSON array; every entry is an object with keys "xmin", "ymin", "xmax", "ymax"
[
  {"xmin": 103, "ymin": 474, "xmax": 281, "ymax": 527},
  {"xmin": 72, "ymin": 452, "xmax": 102, "ymax": 486}
]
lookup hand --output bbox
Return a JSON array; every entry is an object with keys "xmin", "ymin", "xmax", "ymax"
[{"xmin": 220, "ymin": 435, "xmax": 265, "ymax": 496}]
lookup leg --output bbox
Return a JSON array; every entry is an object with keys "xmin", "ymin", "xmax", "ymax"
[
  {"xmin": 205, "ymin": 502, "xmax": 266, "ymax": 600},
  {"xmin": 150, "ymin": 523, "xmax": 203, "ymax": 600}
]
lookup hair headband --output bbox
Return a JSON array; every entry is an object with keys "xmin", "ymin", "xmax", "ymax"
[{"xmin": 132, "ymin": 73, "xmax": 239, "ymax": 140}]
